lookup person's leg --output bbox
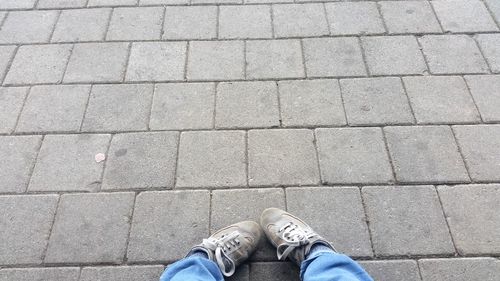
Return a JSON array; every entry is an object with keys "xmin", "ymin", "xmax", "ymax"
[
  {"xmin": 300, "ymin": 251, "xmax": 373, "ymax": 281},
  {"xmin": 159, "ymin": 256, "xmax": 224, "ymax": 281}
]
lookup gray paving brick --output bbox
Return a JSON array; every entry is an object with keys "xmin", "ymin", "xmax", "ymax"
[
  {"xmin": 432, "ymin": 0, "xmax": 498, "ymax": 33},
  {"xmin": 278, "ymin": 79, "xmax": 346, "ymax": 127},
  {"xmin": 419, "ymin": 258, "xmax": 500, "ymax": 281},
  {"xmin": 82, "ymin": 84, "xmax": 153, "ymax": 132},
  {"xmin": 150, "ymin": 83, "xmax": 215, "ymax": 130},
  {"xmin": 246, "ymin": 40, "xmax": 304, "ymax": 79},
  {"xmin": 127, "ymin": 190, "xmax": 210, "ymax": 262},
  {"xmin": 249, "ymin": 262, "xmax": 299, "ymax": 281},
  {"xmin": 379, "ymin": 1, "xmax": 442, "ymax": 34},
  {"xmin": 38, "ymin": 0, "xmax": 87, "ymax": 8},
  {"xmin": 287, "ymin": 187, "xmax": 372, "ymax": 257},
  {"xmin": 0, "ymin": 268, "xmax": 79, "ymax": 281},
  {"xmin": 102, "ymin": 132, "xmax": 179, "ymax": 190},
  {"xmin": 45, "ymin": 192, "xmax": 134, "ymax": 264},
  {"xmin": 340, "ymin": 77, "xmax": 414, "ymax": 126},
  {"xmin": 107, "ymin": 7, "xmax": 163, "ymax": 40},
  {"xmin": 363, "ymin": 185, "xmax": 454, "ymax": 256},
  {"xmin": 403, "ymin": 76, "xmax": 480, "ymax": 124},
  {"xmin": 187, "ymin": 41, "xmax": 244, "ymax": 80},
  {"xmin": 29, "ymin": 134, "xmax": 110, "ymax": 192},
  {"xmin": 384, "ymin": 126, "xmax": 469, "ymax": 183},
  {"xmin": 485, "ymin": 0, "xmax": 500, "ymax": 23},
  {"xmin": 0, "ymin": 87, "xmax": 28, "ymax": 134},
  {"xmin": 419, "ymin": 35, "xmax": 489, "ymax": 74},
  {"xmin": 0, "ymin": 0, "xmax": 36, "ymax": 9},
  {"xmin": 51, "ymin": 8, "xmax": 111, "ymax": 42},
  {"xmin": 176, "ymin": 131, "xmax": 246, "ymax": 188},
  {"xmin": 325, "ymin": 2, "xmax": 385, "ymax": 35},
  {"xmin": 362, "ymin": 36, "xmax": 427, "ymax": 75},
  {"xmin": 64, "ymin": 43, "xmax": 129, "ymax": 83},
  {"xmin": 315, "ymin": 128, "xmax": 393, "ymax": 184},
  {"xmin": 79, "ymin": 266, "xmax": 164, "ymax": 281},
  {"xmin": 465, "ymin": 75, "xmax": 500, "ymax": 122},
  {"xmin": 476, "ymin": 34, "xmax": 500, "ymax": 73},
  {"xmin": 272, "ymin": 4, "xmax": 329, "ymax": 38},
  {"xmin": 192, "ymin": 0, "xmax": 240, "ymax": 4},
  {"xmin": 216, "ymin": 81, "xmax": 279, "ymax": 129},
  {"xmin": 4, "ymin": 44, "xmax": 72, "ymax": 85},
  {"xmin": 359, "ymin": 260, "xmax": 421, "ymax": 281},
  {"xmin": 0, "ymin": 46, "xmax": 16, "ymax": 82},
  {"xmin": 438, "ymin": 184, "xmax": 500, "ymax": 255},
  {"xmin": 125, "ymin": 42, "xmax": 186, "ymax": 82},
  {"xmin": 163, "ymin": 6, "xmax": 217, "ymax": 40},
  {"xmin": 228, "ymin": 265, "xmax": 249, "ymax": 281},
  {"xmin": 0, "ymin": 195, "xmax": 58, "ymax": 265},
  {"xmin": 141, "ymin": 0, "xmax": 188, "ymax": 4},
  {"xmin": 303, "ymin": 38, "xmax": 366, "ymax": 77},
  {"xmin": 88, "ymin": 0, "xmax": 138, "ymax": 6},
  {"xmin": 219, "ymin": 5, "xmax": 272, "ymax": 39},
  {"xmin": 246, "ymin": 0, "xmax": 292, "ymax": 3},
  {"xmin": 248, "ymin": 129, "xmax": 319, "ymax": 186},
  {"xmin": 0, "ymin": 11, "xmax": 58, "ymax": 44},
  {"xmin": 0, "ymin": 12, "xmax": 4, "ymax": 22},
  {"xmin": 453, "ymin": 125, "xmax": 500, "ymax": 182},
  {"xmin": 16, "ymin": 85, "xmax": 90, "ymax": 133}
]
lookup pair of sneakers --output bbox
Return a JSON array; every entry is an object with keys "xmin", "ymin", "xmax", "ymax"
[{"xmin": 187, "ymin": 208, "xmax": 336, "ymax": 277}]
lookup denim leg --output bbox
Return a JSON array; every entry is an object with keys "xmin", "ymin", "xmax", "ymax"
[
  {"xmin": 159, "ymin": 256, "xmax": 224, "ymax": 281},
  {"xmin": 300, "ymin": 252, "xmax": 374, "ymax": 281}
]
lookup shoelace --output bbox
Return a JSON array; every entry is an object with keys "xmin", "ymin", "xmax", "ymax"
[
  {"xmin": 202, "ymin": 231, "xmax": 241, "ymax": 276},
  {"xmin": 276, "ymin": 222, "xmax": 318, "ymax": 260}
]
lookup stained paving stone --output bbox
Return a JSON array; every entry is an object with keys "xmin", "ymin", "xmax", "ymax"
[
  {"xmin": 38, "ymin": 0, "xmax": 87, "ymax": 8},
  {"xmin": 0, "ymin": 11, "xmax": 59, "ymax": 44},
  {"xmin": 107, "ymin": 7, "xmax": 163, "ymax": 40},
  {"xmin": 0, "ymin": 268, "xmax": 80, "ymax": 281},
  {"xmin": 29, "ymin": 134, "xmax": 110, "ymax": 192},
  {"xmin": 0, "ymin": 87, "xmax": 28, "ymax": 134},
  {"xmin": 278, "ymin": 79, "xmax": 346, "ymax": 127},
  {"xmin": 379, "ymin": 1, "xmax": 442, "ymax": 34},
  {"xmin": 51, "ymin": 8, "xmax": 111, "ymax": 42},
  {"xmin": 419, "ymin": 258, "xmax": 500, "ymax": 281},
  {"xmin": 476, "ymin": 34, "xmax": 500, "ymax": 73},
  {"xmin": 432, "ymin": 0, "xmax": 498, "ymax": 33},
  {"xmin": 102, "ymin": 132, "xmax": 179, "ymax": 190},
  {"xmin": 358, "ymin": 260, "xmax": 421, "ymax": 281},
  {"xmin": 272, "ymin": 4, "xmax": 329, "ymax": 38},
  {"xmin": 0, "ymin": 0, "xmax": 36, "ymax": 9},
  {"xmin": 246, "ymin": 40, "xmax": 305, "ymax": 79},
  {"xmin": 187, "ymin": 41, "xmax": 245, "ymax": 80},
  {"xmin": 325, "ymin": 2, "xmax": 385, "ymax": 35},
  {"xmin": 163, "ymin": 6, "xmax": 217, "ymax": 40},
  {"xmin": 403, "ymin": 76, "xmax": 480, "ymax": 124},
  {"xmin": 438, "ymin": 184, "xmax": 500, "ymax": 255},
  {"xmin": 82, "ymin": 84, "xmax": 153, "ymax": 132},
  {"xmin": 45, "ymin": 192, "xmax": 135, "ymax": 264},
  {"xmin": 0, "ymin": 139, "xmax": 40, "ymax": 193},
  {"xmin": 362, "ymin": 185, "xmax": 455, "ymax": 256},
  {"xmin": 340, "ymin": 77, "xmax": 414, "ymax": 126},
  {"xmin": 287, "ymin": 187, "xmax": 373, "ymax": 257},
  {"xmin": 464, "ymin": 75, "xmax": 500, "ymax": 122},
  {"xmin": 249, "ymin": 262, "xmax": 300, "ymax": 281},
  {"xmin": 79, "ymin": 265, "xmax": 164, "ymax": 281},
  {"xmin": 215, "ymin": 81, "xmax": 280, "ymax": 129},
  {"xmin": 315, "ymin": 128, "xmax": 393, "ymax": 184},
  {"xmin": 248, "ymin": 129, "xmax": 320, "ymax": 187},
  {"xmin": 0, "ymin": 195, "xmax": 58, "ymax": 265},
  {"xmin": 485, "ymin": 0, "xmax": 500, "ymax": 23},
  {"xmin": 88, "ymin": 0, "xmax": 138, "ymax": 6},
  {"xmin": 150, "ymin": 83, "xmax": 215, "ymax": 130},
  {"xmin": 384, "ymin": 126, "xmax": 469, "ymax": 183},
  {"xmin": 0, "ymin": 46, "xmax": 16, "ymax": 81},
  {"xmin": 219, "ymin": 5, "xmax": 272, "ymax": 39},
  {"xmin": 419, "ymin": 35, "xmax": 489, "ymax": 74},
  {"xmin": 16, "ymin": 85, "xmax": 90, "ymax": 133},
  {"xmin": 127, "ymin": 190, "xmax": 210, "ymax": 262},
  {"xmin": 176, "ymin": 131, "xmax": 246, "ymax": 188}
]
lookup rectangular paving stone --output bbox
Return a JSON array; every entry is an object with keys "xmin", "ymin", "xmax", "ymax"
[
  {"xmin": 176, "ymin": 131, "xmax": 246, "ymax": 188},
  {"xmin": 29, "ymin": 134, "xmax": 110, "ymax": 192},
  {"xmin": 246, "ymin": 40, "xmax": 304, "ymax": 79},
  {"xmin": 432, "ymin": 0, "xmax": 498, "ymax": 33},
  {"xmin": 4, "ymin": 44, "xmax": 72, "ymax": 85},
  {"xmin": 278, "ymin": 79, "xmax": 346, "ymax": 127},
  {"xmin": 51, "ymin": 8, "xmax": 111, "ymax": 42},
  {"xmin": 419, "ymin": 35, "xmax": 489, "ymax": 74},
  {"xmin": 216, "ymin": 81, "xmax": 279, "ymax": 129},
  {"xmin": 103, "ymin": 132, "xmax": 179, "ymax": 190},
  {"xmin": 228, "ymin": 265, "xmax": 249, "ymax": 281},
  {"xmin": 403, "ymin": 76, "xmax": 480, "ymax": 124},
  {"xmin": 325, "ymin": 2, "xmax": 385, "ymax": 35},
  {"xmin": 219, "ymin": 5, "xmax": 272, "ymax": 39},
  {"xmin": 303, "ymin": 38, "xmax": 366, "ymax": 77},
  {"xmin": 476, "ymin": 34, "xmax": 500, "ymax": 73},
  {"xmin": 88, "ymin": 0, "xmax": 138, "ymax": 6},
  {"xmin": 80, "ymin": 266, "xmax": 164, "ymax": 281},
  {"xmin": 485, "ymin": 0, "xmax": 500, "ymax": 23},
  {"xmin": 287, "ymin": 187, "xmax": 372, "ymax": 257},
  {"xmin": 0, "ymin": 268, "xmax": 79, "ymax": 281},
  {"xmin": 141, "ymin": 0, "xmax": 188, "ymax": 4},
  {"xmin": 0, "ymin": 87, "xmax": 28, "ymax": 134},
  {"xmin": 419, "ymin": 258, "xmax": 500, "ymax": 281},
  {"xmin": 384, "ymin": 126, "xmax": 469, "ymax": 183},
  {"xmin": 358, "ymin": 260, "xmax": 421, "ymax": 281},
  {"xmin": 16, "ymin": 85, "xmax": 90, "ymax": 133},
  {"xmin": 316, "ymin": 128, "xmax": 393, "ymax": 184},
  {"xmin": 163, "ymin": 6, "xmax": 217, "ymax": 40},
  {"xmin": 45, "ymin": 192, "xmax": 134, "ymax": 264},
  {"xmin": 150, "ymin": 83, "xmax": 215, "ymax": 130},
  {"xmin": 0, "ymin": 11, "xmax": 58, "ymax": 44},
  {"xmin": 192, "ymin": 0, "xmax": 240, "ymax": 4},
  {"xmin": 0, "ymin": 0, "xmax": 36, "ymax": 9},
  {"xmin": 125, "ymin": 42, "xmax": 186, "ymax": 82},
  {"xmin": 438, "ymin": 184, "xmax": 500, "ymax": 255},
  {"xmin": 107, "ymin": 7, "xmax": 163, "ymax": 40},
  {"xmin": 187, "ymin": 41, "xmax": 244, "ymax": 80},
  {"xmin": 64, "ymin": 43, "xmax": 129, "ymax": 83},
  {"xmin": 0, "ymin": 46, "xmax": 16, "ymax": 82},
  {"xmin": 379, "ymin": 1, "xmax": 442, "ymax": 34},
  {"xmin": 272, "ymin": 4, "xmax": 329, "ymax": 38},
  {"xmin": 127, "ymin": 190, "xmax": 210, "ymax": 262},
  {"xmin": 248, "ymin": 129, "xmax": 320, "ymax": 186},
  {"xmin": 340, "ymin": 77, "xmax": 414, "ymax": 126},
  {"xmin": 38, "ymin": 0, "xmax": 87, "ymax": 8},
  {"xmin": 465, "ymin": 75, "xmax": 500, "ymax": 122},
  {"xmin": 362, "ymin": 185, "xmax": 454, "ymax": 256},
  {"xmin": 0, "ymin": 195, "xmax": 58, "ymax": 265},
  {"xmin": 249, "ymin": 262, "xmax": 299, "ymax": 281},
  {"xmin": 82, "ymin": 84, "xmax": 153, "ymax": 132}
]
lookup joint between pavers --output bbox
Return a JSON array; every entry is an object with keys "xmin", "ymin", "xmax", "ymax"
[
  {"xmin": 359, "ymin": 186, "xmax": 376, "ymax": 258},
  {"xmin": 183, "ymin": 41, "xmax": 190, "ymax": 81},
  {"xmin": 159, "ymin": 6, "xmax": 167, "ymax": 40},
  {"xmin": 298, "ymin": 39, "xmax": 308, "ymax": 78},
  {"xmin": 311, "ymin": 129, "xmax": 323, "ymax": 185},
  {"xmin": 96, "ymin": 134, "xmax": 114, "ymax": 192},
  {"xmin": 434, "ymin": 186, "xmax": 460, "ymax": 256},
  {"xmin": 275, "ymin": 81, "xmax": 283, "ymax": 127},
  {"xmin": 78, "ymin": 84, "xmax": 93, "ymax": 132},
  {"xmin": 415, "ymin": 36, "xmax": 432, "ymax": 76},
  {"xmin": 48, "ymin": 10, "xmax": 62, "ymax": 43},
  {"xmin": 270, "ymin": 4, "xmax": 276, "ymax": 39},
  {"xmin": 12, "ymin": 86, "xmax": 31, "ymax": 134},
  {"xmin": 375, "ymin": 1, "xmax": 389, "ymax": 35},
  {"xmin": 123, "ymin": 191, "xmax": 138, "ymax": 263},
  {"xmin": 481, "ymin": 0, "xmax": 500, "ymax": 30},
  {"xmin": 171, "ymin": 132, "xmax": 182, "ymax": 189},
  {"xmin": 427, "ymin": 0, "xmax": 446, "ymax": 33},
  {"xmin": 0, "ymin": 10, "xmax": 9, "ymax": 28},
  {"xmin": 122, "ymin": 42, "xmax": 133, "ymax": 82},
  {"xmin": 472, "ymin": 35, "xmax": 494, "ymax": 74},
  {"xmin": 449, "ymin": 126, "xmax": 474, "ymax": 183},
  {"xmin": 462, "ymin": 77, "xmax": 485, "ymax": 123},
  {"xmin": 399, "ymin": 77, "xmax": 418, "ymax": 124},
  {"xmin": 40, "ymin": 193, "xmax": 61, "ymax": 264},
  {"xmin": 24, "ymin": 133, "xmax": 45, "ymax": 193},
  {"xmin": 0, "ymin": 44, "xmax": 19, "ymax": 86},
  {"xmin": 103, "ymin": 7, "xmax": 115, "ymax": 41},
  {"xmin": 243, "ymin": 40, "xmax": 247, "ymax": 79},
  {"xmin": 380, "ymin": 128, "xmax": 397, "ymax": 184},
  {"xmin": 60, "ymin": 44, "xmax": 75, "ymax": 84},
  {"xmin": 244, "ymin": 130, "xmax": 249, "ymax": 187}
]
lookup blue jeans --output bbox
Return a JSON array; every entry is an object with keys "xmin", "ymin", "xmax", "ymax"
[{"xmin": 160, "ymin": 252, "xmax": 373, "ymax": 281}]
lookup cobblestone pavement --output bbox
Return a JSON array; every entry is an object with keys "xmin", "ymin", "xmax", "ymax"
[{"xmin": 1, "ymin": 0, "xmax": 500, "ymax": 280}]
